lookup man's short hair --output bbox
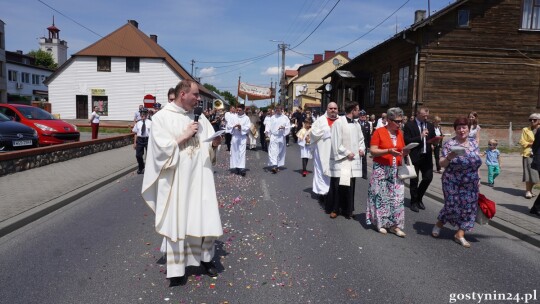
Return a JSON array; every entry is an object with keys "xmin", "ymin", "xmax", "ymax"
[
  {"xmin": 174, "ymin": 79, "xmax": 196, "ymax": 98},
  {"xmin": 237, "ymin": 104, "xmax": 245, "ymax": 110},
  {"xmin": 344, "ymin": 101, "xmax": 359, "ymax": 113}
]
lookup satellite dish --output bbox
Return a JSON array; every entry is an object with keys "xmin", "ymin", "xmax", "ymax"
[
  {"xmin": 332, "ymin": 58, "xmax": 340, "ymax": 67},
  {"xmin": 325, "ymin": 83, "xmax": 332, "ymax": 91}
]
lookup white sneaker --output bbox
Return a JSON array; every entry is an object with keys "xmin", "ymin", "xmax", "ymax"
[{"xmin": 526, "ymin": 191, "xmax": 533, "ymax": 199}]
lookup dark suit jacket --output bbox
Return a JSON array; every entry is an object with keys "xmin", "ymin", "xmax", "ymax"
[
  {"xmin": 403, "ymin": 119, "xmax": 436, "ymax": 164},
  {"xmin": 360, "ymin": 120, "xmax": 371, "ymax": 148}
]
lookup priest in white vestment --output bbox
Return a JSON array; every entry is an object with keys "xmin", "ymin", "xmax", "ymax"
[
  {"xmin": 266, "ymin": 106, "xmax": 291, "ymax": 173},
  {"xmin": 141, "ymin": 80, "xmax": 223, "ymax": 286},
  {"xmin": 226, "ymin": 104, "xmax": 251, "ymax": 176},
  {"xmin": 310, "ymin": 102, "xmax": 339, "ymax": 203},
  {"xmin": 326, "ymin": 101, "xmax": 365, "ymax": 219}
]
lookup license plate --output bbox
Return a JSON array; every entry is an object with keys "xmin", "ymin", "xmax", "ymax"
[{"xmin": 13, "ymin": 140, "xmax": 33, "ymax": 147}]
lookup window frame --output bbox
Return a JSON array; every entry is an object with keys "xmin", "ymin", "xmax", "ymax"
[
  {"xmin": 8, "ymin": 70, "xmax": 18, "ymax": 82},
  {"xmin": 368, "ymin": 75, "xmax": 375, "ymax": 107},
  {"xmin": 522, "ymin": 0, "xmax": 540, "ymax": 30},
  {"xmin": 397, "ymin": 66, "xmax": 409, "ymax": 105},
  {"xmin": 97, "ymin": 56, "xmax": 111, "ymax": 72},
  {"xmin": 380, "ymin": 71, "xmax": 390, "ymax": 106},
  {"xmin": 32, "ymin": 74, "xmax": 40, "ymax": 85},
  {"xmin": 21, "ymin": 72, "xmax": 30, "ymax": 84},
  {"xmin": 126, "ymin": 57, "xmax": 140, "ymax": 73},
  {"xmin": 457, "ymin": 9, "xmax": 470, "ymax": 28}
]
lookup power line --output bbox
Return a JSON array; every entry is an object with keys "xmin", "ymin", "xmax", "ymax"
[
  {"xmin": 335, "ymin": 0, "xmax": 410, "ymax": 51},
  {"xmin": 38, "ymin": 0, "xmax": 103, "ymax": 38},
  {"xmin": 290, "ymin": 0, "xmax": 341, "ymax": 50}
]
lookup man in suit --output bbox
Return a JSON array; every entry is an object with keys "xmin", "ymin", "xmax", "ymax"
[
  {"xmin": 359, "ymin": 109, "xmax": 371, "ymax": 179},
  {"xmin": 403, "ymin": 107, "xmax": 436, "ymax": 212}
]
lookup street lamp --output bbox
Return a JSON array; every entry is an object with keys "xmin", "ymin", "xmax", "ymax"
[{"xmin": 270, "ymin": 40, "xmax": 289, "ymax": 108}]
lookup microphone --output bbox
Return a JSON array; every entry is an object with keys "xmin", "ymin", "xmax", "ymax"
[{"xmin": 193, "ymin": 107, "xmax": 203, "ymax": 137}]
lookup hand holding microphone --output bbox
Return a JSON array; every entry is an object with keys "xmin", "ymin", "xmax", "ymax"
[{"xmin": 192, "ymin": 107, "xmax": 203, "ymax": 137}]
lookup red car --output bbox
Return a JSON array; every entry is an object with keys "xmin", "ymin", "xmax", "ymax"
[{"xmin": 0, "ymin": 104, "xmax": 80, "ymax": 145}]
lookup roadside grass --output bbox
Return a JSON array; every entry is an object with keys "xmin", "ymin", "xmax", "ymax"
[{"xmin": 78, "ymin": 127, "xmax": 132, "ymax": 134}]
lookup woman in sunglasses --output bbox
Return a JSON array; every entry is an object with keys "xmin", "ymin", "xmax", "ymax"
[
  {"xmin": 366, "ymin": 107, "xmax": 409, "ymax": 237},
  {"xmin": 519, "ymin": 113, "xmax": 540, "ymax": 199}
]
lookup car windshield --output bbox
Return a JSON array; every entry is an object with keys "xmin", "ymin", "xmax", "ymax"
[
  {"xmin": 0, "ymin": 113, "xmax": 10, "ymax": 122},
  {"xmin": 17, "ymin": 106, "xmax": 55, "ymax": 120}
]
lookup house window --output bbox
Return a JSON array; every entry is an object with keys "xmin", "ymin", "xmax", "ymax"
[
  {"xmin": 126, "ymin": 57, "xmax": 140, "ymax": 73},
  {"xmin": 397, "ymin": 66, "xmax": 409, "ymax": 105},
  {"xmin": 32, "ymin": 74, "xmax": 40, "ymax": 85},
  {"xmin": 0, "ymin": 32, "xmax": 4, "ymax": 49},
  {"xmin": 97, "ymin": 56, "xmax": 111, "ymax": 72},
  {"xmin": 381, "ymin": 72, "xmax": 390, "ymax": 106},
  {"xmin": 368, "ymin": 75, "xmax": 375, "ymax": 107},
  {"xmin": 0, "ymin": 62, "xmax": 3, "ymax": 77},
  {"xmin": 522, "ymin": 0, "xmax": 540, "ymax": 29},
  {"xmin": 457, "ymin": 9, "xmax": 470, "ymax": 27},
  {"xmin": 8, "ymin": 70, "xmax": 18, "ymax": 82},
  {"xmin": 92, "ymin": 96, "xmax": 109, "ymax": 116},
  {"xmin": 21, "ymin": 72, "xmax": 30, "ymax": 84}
]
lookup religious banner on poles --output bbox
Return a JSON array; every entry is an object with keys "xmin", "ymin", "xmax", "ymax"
[{"xmin": 238, "ymin": 82, "xmax": 274, "ymax": 101}]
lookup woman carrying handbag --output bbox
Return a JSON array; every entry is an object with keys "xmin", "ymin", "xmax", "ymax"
[{"xmin": 366, "ymin": 107, "xmax": 410, "ymax": 237}]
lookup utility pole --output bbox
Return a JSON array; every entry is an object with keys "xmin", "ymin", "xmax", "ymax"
[
  {"xmin": 191, "ymin": 59, "xmax": 195, "ymax": 76},
  {"xmin": 278, "ymin": 43, "xmax": 289, "ymax": 108}
]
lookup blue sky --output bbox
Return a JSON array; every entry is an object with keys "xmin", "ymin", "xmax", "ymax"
[{"xmin": 2, "ymin": 0, "xmax": 452, "ymax": 105}]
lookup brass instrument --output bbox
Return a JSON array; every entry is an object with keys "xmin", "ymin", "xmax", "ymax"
[{"xmin": 213, "ymin": 99, "xmax": 225, "ymax": 109}]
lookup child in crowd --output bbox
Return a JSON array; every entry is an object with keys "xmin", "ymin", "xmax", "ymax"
[
  {"xmin": 482, "ymin": 139, "xmax": 501, "ymax": 186},
  {"xmin": 296, "ymin": 119, "xmax": 313, "ymax": 177}
]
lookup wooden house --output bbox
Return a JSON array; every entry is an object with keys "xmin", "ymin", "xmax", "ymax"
[{"xmin": 324, "ymin": 0, "xmax": 540, "ymax": 127}]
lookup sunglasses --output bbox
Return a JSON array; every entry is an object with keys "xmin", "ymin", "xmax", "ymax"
[
  {"xmin": 390, "ymin": 119, "xmax": 403, "ymax": 124},
  {"xmin": 530, "ymin": 119, "xmax": 538, "ymax": 122}
]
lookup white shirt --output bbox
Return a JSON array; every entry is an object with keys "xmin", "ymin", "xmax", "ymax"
[
  {"xmin": 90, "ymin": 111, "xmax": 100, "ymax": 124},
  {"xmin": 132, "ymin": 118, "xmax": 152, "ymax": 137}
]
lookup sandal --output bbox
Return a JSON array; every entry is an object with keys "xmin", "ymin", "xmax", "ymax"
[
  {"xmin": 389, "ymin": 227, "xmax": 406, "ymax": 238},
  {"xmin": 378, "ymin": 228, "xmax": 387, "ymax": 234},
  {"xmin": 431, "ymin": 225, "xmax": 441, "ymax": 238},
  {"xmin": 454, "ymin": 236, "xmax": 471, "ymax": 248}
]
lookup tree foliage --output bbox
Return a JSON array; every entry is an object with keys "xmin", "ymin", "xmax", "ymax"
[
  {"xmin": 202, "ymin": 83, "xmax": 238, "ymax": 107},
  {"xmin": 27, "ymin": 49, "xmax": 57, "ymax": 69}
]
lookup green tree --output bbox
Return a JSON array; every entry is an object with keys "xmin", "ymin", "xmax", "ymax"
[
  {"xmin": 27, "ymin": 49, "xmax": 57, "ymax": 69},
  {"xmin": 221, "ymin": 91, "xmax": 237, "ymax": 107},
  {"xmin": 203, "ymin": 83, "xmax": 219, "ymax": 93}
]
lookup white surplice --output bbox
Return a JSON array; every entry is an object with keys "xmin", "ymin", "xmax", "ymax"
[
  {"xmin": 141, "ymin": 102, "xmax": 223, "ymax": 277},
  {"xmin": 310, "ymin": 113, "xmax": 333, "ymax": 195},
  {"xmin": 296, "ymin": 128, "xmax": 312, "ymax": 159},
  {"xmin": 267, "ymin": 113, "xmax": 291, "ymax": 167},
  {"xmin": 329, "ymin": 116, "xmax": 365, "ymax": 185},
  {"xmin": 227, "ymin": 113, "xmax": 251, "ymax": 169}
]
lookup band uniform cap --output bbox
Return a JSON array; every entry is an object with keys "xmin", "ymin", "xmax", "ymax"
[
  {"xmin": 529, "ymin": 113, "xmax": 540, "ymax": 120},
  {"xmin": 360, "ymin": 110, "xmax": 367, "ymax": 116}
]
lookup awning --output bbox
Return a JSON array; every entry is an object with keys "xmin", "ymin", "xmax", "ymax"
[{"xmin": 33, "ymin": 90, "xmax": 48, "ymax": 95}]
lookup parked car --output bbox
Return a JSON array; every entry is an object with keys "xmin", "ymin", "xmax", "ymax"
[
  {"xmin": 0, "ymin": 104, "xmax": 80, "ymax": 145},
  {"xmin": 0, "ymin": 112, "xmax": 39, "ymax": 152}
]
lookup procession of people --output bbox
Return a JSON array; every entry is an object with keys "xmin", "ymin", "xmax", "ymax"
[{"xmin": 136, "ymin": 82, "xmax": 513, "ymax": 287}]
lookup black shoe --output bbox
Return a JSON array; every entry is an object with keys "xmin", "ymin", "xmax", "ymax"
[
  {"xmin": 271, "ymin": 167, "xmax": 278, "ymax": 174},
  {"xmin": 418, "ymin": 201, "xmax": 425, "ymax": 210},
  {"xmin": 236, "ymin": 168, "xmax": 240, "ymax": 175},
  {"xmin": 201, "ymin": 261, "xmax": 218, "ymax": 277},
  {"xmin": 530, "ymin": 208, "xmax": 540, "ymax": 216},
  {"xmin": 410, "ymin": 203, "xmax": 419, "ymax": 213},
  {"xmin": 137, "ymin": 169, "xmax": 144, "ymax": 174},
  {"xmin": 240, "ymin": 170, "xmax": 246, "ymax": 177},
  {"xmin": 169, "ymin": 276, "xmax": 188, "ymax": 287}
]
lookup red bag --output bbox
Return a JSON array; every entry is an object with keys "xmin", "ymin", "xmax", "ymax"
[{"xmin": 478, "ymin": 193, "xmax": 496, "ymax": 219}]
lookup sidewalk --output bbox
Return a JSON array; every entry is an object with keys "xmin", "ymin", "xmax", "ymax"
[
  {"xmin": 0, "ymin": 145, "xmax": 137, "ymax": 237},
  {"xmin": 0, "ymin": 145, "xmax": 539, "ymax": 247}
]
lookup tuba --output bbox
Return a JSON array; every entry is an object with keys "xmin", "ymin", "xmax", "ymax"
[{"xmin": 213, "ymin": 99, "xmax": 224, "ymax": 109}]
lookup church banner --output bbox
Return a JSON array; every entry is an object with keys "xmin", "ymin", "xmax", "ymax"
[{"xmin": 238, "ymin": 82, "xmax": 274, "ymax": 101}]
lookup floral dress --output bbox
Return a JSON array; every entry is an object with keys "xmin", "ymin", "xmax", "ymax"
[
  {"xmin": 366, "ymin": 133, "xmax": 405, "ymax": 229},
  {"xmin": 438, "ymin": 137, "xmax": 481, "ymax": 231}
]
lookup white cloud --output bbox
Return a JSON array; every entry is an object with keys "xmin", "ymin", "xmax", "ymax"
[{"xmin": 199, "ymin": 67, "xmax": 216, "ymax": 77}]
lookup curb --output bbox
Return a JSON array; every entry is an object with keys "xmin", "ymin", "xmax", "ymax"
[{"xmin": 0, "ymin": 165, "xmax": 137, "ymax": 238}]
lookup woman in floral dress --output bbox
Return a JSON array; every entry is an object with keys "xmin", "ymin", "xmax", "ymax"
[
  {"xmin": 366, "ymin": 107, "xmax": 409, "ymax": 237},
  {"xmin": 431, "ymin": 117, "xmax": 482, "ymax": 248}
]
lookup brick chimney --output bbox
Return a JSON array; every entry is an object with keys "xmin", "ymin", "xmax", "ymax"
[
  {"xmin": 128, "ymin": 20, "xmax": 139, "ymax": 28},
  {"xmin": 312, "ymin": 54, "xmax": 323, "ymax": 64},
  {"xmin": 150, "ymin": 34, "xmax": 157, "ymax": 43},
  {"xmin": 324, "ymin": 50, "xmax": 336, "ymax": 60},
  {"xmin": 339, "ymin": 51, "xmax": 349, "ymax": 59}
]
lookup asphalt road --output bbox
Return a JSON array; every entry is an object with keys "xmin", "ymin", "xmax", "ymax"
[{"xmin": 0, "ymin": 144, "xmax": 538, "ymax": 304}]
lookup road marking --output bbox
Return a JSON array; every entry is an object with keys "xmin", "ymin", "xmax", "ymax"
[{"xmin": 261, "ymin": 179, "xmax": 271, "ymax": 201}]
